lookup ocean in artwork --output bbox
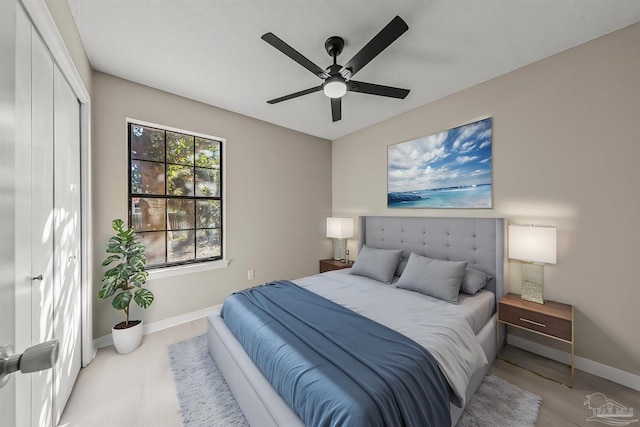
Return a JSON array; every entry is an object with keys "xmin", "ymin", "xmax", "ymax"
[{"xmin": 388, "ymin": 184, "xmax": 492, "ymax": 208}]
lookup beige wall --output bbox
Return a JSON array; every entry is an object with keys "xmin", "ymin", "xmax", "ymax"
[
  {"xmin": 92, "ymin": 72, "xmax": 332, "ymax": 338},
  {"xmin": 332, "ymin": 23, "xmax": 640, "ymax": 375}
]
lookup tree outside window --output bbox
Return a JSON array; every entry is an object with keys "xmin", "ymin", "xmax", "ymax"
[{"xmin": 128, "ymin": 123, "xmax": 223, "ymax": 268}]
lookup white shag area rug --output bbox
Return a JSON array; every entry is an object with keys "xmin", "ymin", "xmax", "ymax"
[
  {"xmin": 456, "ymin": 374, "xmax": 542, "ymax": 427},
  {"xmin": 168, "ymin": 334, "xmax": 542, "ymax": 427},
  {"xmin": 168, "ymin": 334, "xmax": 249, "ymax": 427}
]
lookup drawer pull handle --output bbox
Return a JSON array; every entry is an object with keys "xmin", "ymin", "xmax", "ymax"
[{"xmin": 520, "ymin": 318, "xmax": 546, "ymax": 327}]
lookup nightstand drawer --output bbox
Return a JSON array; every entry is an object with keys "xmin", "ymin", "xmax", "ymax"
[
  {"xmin": 321, "ymin": 263, "xmax": 344, "ymax": 273},
  {"xmin": 319, "ymin": 259, "xmax": 352, "ymax": 273},
  {"xmin": 500, "ymin": 304, "xmax": 572, "ymax": 341}
]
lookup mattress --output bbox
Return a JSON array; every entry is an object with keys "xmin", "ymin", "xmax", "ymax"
[
  {"xmin": 221, "ymin": 280, "xmax": 452, "ymax": 427},
  {"xmin": 265, "ymin": 269, "xmax": 488, "ymax": 407},
  {"xmin": 296, "ymin": 269, "xmax": 495, "ymax": 334},
  {"xmin": 208, "ymin": 269, "xmax": 498, "ymax": 427}
]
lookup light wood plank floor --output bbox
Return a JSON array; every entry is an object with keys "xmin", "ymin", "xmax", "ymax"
[{"xmin": 58, "ymin": 318, "xmax": 639, "ymax": 427}]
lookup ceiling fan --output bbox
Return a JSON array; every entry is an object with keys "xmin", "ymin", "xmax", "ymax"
[{"xmin": 262, "ymin": 16, "xmax": 410, "ymax": 122}]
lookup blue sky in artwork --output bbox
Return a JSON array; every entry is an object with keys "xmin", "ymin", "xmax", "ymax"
[{"xmin": 388, "ymin": 118, "xmax": 492, "ymax": 192}]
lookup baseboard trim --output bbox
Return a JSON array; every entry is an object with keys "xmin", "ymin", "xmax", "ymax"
[
  {"xmin": 93, "ymin": 306, "xmax": 218, "ymax": 350},
  {"xmin": 507, "ymin": 333, "xmax": 640, "ymax": 392}
]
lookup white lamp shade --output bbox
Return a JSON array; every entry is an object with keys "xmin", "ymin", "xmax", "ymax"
[
  {"xmin": 326, "ymin": 217, "xmax": 354, "ymax": 239},
  {"xmin": 508, "ymin": 224, "xmax": 557, "ymax": 264}
]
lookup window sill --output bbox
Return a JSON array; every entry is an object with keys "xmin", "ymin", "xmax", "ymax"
[{"xmin": 146, "ymin": 259, "xmax": 230, "ymax": 280}]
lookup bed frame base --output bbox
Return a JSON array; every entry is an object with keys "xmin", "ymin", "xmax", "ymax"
[
  {"xmin": 208, "ymin": 307, "xmax": 497, "ymax": 427},
  {"xmin": 207, "ymin": 216, "xmax": 506, "ymax": 426}
]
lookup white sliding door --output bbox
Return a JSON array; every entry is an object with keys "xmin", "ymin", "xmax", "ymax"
[
  {"xmin": 0, "ymin": 0, "xmax": 19, "ymax": 425},
  {"xmin": 29, "ymin": 14, "xmax": 56, "ymax": 427},
  {"xmin": 53, "ymin": 66, "xmax": 82, "ymax": 424},
  {"xmin": 13, "ymin": 5, "xmax": 34, "ymax": 426}
]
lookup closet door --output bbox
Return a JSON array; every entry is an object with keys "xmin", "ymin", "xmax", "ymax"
[
  {"xmin": 53, "ymin": 66, "xmax": 82, "ymax": 424},
  {"xmin": 1, "ymin": 0, "xmax": 19, "ymax": 426},
  {"xmin": 30, "ymin": 19, "xmax": 56, "ymax": 427},
  {"xmin": 12, "ymin": 7, "xmax": 82, "ymax": 425}
]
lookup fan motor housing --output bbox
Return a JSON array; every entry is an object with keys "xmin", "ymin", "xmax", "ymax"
[{"xmin": 324, "ymin": 36, "xmax": 344, "ymax": 58}]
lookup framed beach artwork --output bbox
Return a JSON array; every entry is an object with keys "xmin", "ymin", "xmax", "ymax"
[{"xmin": 387, "ymin": 117, "xmax": 492, "ymax": 208}]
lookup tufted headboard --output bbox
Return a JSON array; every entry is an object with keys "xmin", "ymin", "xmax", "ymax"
[{"xmin": 357, "ymin": 216, "xmax": 506, "ymax": 302}]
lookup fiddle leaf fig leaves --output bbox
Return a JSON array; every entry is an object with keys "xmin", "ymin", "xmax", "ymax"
[{"xmin": 98, "ymin": 219, "xmax": 154, "ymax": 324}]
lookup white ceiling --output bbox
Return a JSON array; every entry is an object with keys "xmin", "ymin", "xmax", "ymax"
[{"xmin": 68, "ymin": 0, "xmax": 640, "ymax": 141}]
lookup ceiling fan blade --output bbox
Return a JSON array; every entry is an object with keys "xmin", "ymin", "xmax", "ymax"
[
  {"xmin": 262, "ymin": 33, "xmax": 329, "ymax": 79},
  {"xmin": 331, "ymin": 97, "xmax": 342, "ymax": 122},
  {"xmin": 267, "ymin": 85, "xmax": 323, "ymax": 104},
  {"xmin": 341, "ymin": 16, "xmax": 408, "ymax": 78},
  {"xmin": 347, "ymin": 80, "xmax": 410, "ymax": 99}
]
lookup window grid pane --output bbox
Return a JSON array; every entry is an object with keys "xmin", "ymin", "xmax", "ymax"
[{"xmin": 128, "ymin": 123, "xmax": 223, "ymax": 268}]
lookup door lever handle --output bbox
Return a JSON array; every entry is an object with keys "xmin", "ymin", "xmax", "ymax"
[
  {"xmin": 0, "ymin": 341, "xmax": 59, "ymax": 389},
  {"xmin": 32, "ymin": 274, "xmax": 43, "ymax": 281}
]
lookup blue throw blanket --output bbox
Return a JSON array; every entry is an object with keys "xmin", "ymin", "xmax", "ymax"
[{"xmin": 221, "ymin": 280, "xmax": 451, "ymax": 427}]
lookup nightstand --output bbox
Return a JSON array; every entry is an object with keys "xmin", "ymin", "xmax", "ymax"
[
  {"xmin": 497, "ymin": 293, "xmax": 574, "ymax": 387},
  {"xmin": 319, "ymin": 259, "xmax": 352, "ymax": 273}
]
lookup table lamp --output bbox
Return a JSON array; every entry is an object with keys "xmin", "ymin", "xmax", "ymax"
[
  {"xmin": 508, "ymin": 224, "xmax": 557, "ymax": 304},
  {"xmin": 326, "ymin": 217, "xmax": 353, "ymax": 262}
]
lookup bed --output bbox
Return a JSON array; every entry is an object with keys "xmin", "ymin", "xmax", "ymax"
[{"xmin": 207, "ymin": 216, "xmax": 506, "ymax": 426}]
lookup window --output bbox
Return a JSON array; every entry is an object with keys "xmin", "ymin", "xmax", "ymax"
[{"xmin": 128, "ymin": 122, "xmax": 223, "ymax": 268}]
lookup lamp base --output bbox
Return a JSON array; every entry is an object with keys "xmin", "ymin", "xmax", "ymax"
[
  {"xmin": 332, "ymin": 239, "xmax": 346, "ymax": 261},
  {"xmin": 521, "ymin": 263, "xmax": 544, "ymax": 304}
]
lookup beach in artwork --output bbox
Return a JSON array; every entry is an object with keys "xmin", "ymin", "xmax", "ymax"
[
  {"xmin": 388, "ymin": 118, "xmax": 492, "ymax": 209},
  {"xmin": 388, "ymin": 184, "xmax": 492, "ymax": 208}
]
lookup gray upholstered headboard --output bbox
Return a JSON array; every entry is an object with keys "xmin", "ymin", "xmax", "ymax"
[{"xmin": 358, "ymin": 216, "xmax": 506, "ymax": 301}]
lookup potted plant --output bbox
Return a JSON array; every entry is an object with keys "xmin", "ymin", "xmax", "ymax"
[{"xmin": 98, "ymin": 219, "xmax": 154, "ymax": 354}]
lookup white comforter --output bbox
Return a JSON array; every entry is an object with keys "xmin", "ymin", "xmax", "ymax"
[{"xmin": 294, "ymin": 269, "xmax": 488, "ymax": 407}]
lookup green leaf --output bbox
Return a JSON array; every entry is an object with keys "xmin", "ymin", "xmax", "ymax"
[
  {"xmin": 130, "ymin": 272, "xmax": 148, "ymax": 286},
  {"xmin": 98, "ymin": 282, "xmax": 117, "ymax": 299},
  {"xmin": 134, "ymin": 288, "xmax": 154, "ymax": 309},
  {"xmin": 106, "ymin": 242, "xmax": 124, "ymax": 254},
  {"xmin": 131, "ymin": 259, "xmax": 145, "ymax": 271},
  {"xmin": 105, "ymin": 263, "xmax": 125, "ymax": 278},
  {"xmin": 101, "ymin": 254, "xmax": 121, "ymax": 267},
  {"xmin": 112, "ymin": 290, "xmax": 132, "ymax": 310},
  {"xmin": 112, "ymin": 219, "xmax": 125, "ymax": 232}
]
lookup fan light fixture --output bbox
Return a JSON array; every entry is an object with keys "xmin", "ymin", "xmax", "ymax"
[
  {"xmin": 262, "ymin": 16, "xmax": 410, "ymax": 121},
  {"xmin": 323, "ymin": 77, "xmax": 347, "ymax": 98}
]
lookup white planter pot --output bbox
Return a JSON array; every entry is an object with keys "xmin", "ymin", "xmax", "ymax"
[{"xmin": 112, "ymin": 320, "xmax": 144, "ymax": 354}]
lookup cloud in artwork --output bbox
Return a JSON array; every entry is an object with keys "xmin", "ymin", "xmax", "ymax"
[
  {"xmin": 456, "ymin": 155, "xmax": 478, "ymax": 164},
  {"xmin": 388, "ymin": 132, "xmax": 449, "ymax": 170},
  {"xmin": 388, "ymin": 118, "xmax": 492, "ymax": 192}
]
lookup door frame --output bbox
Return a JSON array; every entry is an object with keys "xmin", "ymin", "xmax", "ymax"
[{"xmin": 20, "ymin": 0, "xmax": 94, "ymax": 366}]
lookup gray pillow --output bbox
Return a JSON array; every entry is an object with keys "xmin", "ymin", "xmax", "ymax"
[
  {"xmin": 394, "ymin": 251, "xmax": 409, "ymax": 277},
  {"xmin": 460, "ymin": 268, "xmax": 493, "ymax": 295},
  {"xmin": 397, "ymin": 253, "xmax": 467, "ymax": 303},
  {"xmin": 349, "ymin": 245, "xmax": 402, "ymax": 284}
]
